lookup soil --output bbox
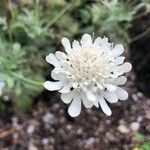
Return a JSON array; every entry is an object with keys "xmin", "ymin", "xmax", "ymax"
[{"xmin": 0, "ymin": 72, "xmax": 150, "ymax": 150}]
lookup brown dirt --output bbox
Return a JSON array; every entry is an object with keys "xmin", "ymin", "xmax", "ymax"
[{"xmin": 0, "ymin": 72, "xmax": 150, "ymax": 150}]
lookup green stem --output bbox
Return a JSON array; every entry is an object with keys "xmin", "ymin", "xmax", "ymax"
[
  {"xmin": 3, "ymin": 0, "xmax": 13, "ymax": 42},
  {"xmin": 46, "ymin": 0, "xmax": 75, "ymax": 28},
  {"xmin": 130, "ymin": 27, "xmax": 150, "ymax": 43},
  {"xmin": 10, "ymin": 71, "xmax": 43, "ymax": 87},
  {"xmin": 133, "ymin": 12, "xmax": 149, "ymax": 20}
]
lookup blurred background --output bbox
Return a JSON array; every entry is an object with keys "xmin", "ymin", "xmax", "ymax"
[{"xmin": 0, "ymin": 0, "xmax": 150, "ymax": 149}]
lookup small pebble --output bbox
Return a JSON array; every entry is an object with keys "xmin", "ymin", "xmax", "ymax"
[
  {"xmin": 132, "ymin": 94, "xmax": 138, "ymax": 102},
  {"xmin": 66, "ymin": 124, "xmax": 72, "ymax": 130},
  {"xmin": 42, "ymin": 112, "xmax": 57, "ymax": 125},
  {"xmin": 137, "ymin": 116, "xmax": 144, "ymax": 123},
  {"xmin": 49, "ymin": 137, "xmax": 55, "ymax": 144},
  {"xmin": 118, "ymin": 124, "xmax": 130, "ymax": 134},
  {"xmin": 130, "ymin": 74, "xmax": 136, "ymax": 80},
  {"xmin": 137, "ymin": 92, "xmax": 143, "ymax": 98},
  {"xmin": 85, "ymin": 137, "xmax": 98, "ymax": 149},
  {"xmin": 146, "ymin": 124, "xmax": 150, "ymax": 132},
  {"xmin": 13, "ymin": 132, "xmax": 19, "ymax": 139},
  {"xmin": 106, "ymin": 119, "xmax": 111, "ymax": 125},
  {"xmin": 27, "ymin": 124, "xmax": 35, "ymax": 134},
  {"xmin": 77, "ymin": 128, "xmax": 83, "ymax": 135},
  {"xmin": 52, "ymin": 103, "xmax": 60, "ymax": 111},
  {"xmin": 42, "ymin": 138, "xmax": 49, "ymax": 145},
  {"xmin": 145, "ymin": 110, "xmax": 150, "ymax": 119},
  {"xmin": 130, "ymin": 122, "xmax": 140, "ymax": 132},
  {"xmin": 28, "ymin": 143, "xmax": 38, "ymax": 150},
  {"xmin": 11, "ymin": 117, "xmax": 18, "ymax": 126}
]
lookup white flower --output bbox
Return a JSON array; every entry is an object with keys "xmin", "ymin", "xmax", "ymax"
[{"xmin": 44, "ymin": 34, "xmax": 132, "ymax": 117}]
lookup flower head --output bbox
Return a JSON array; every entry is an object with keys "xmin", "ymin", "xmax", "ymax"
[{"xmin": 44, "ymin": 34, "xmax": 132, "ymax": 117}]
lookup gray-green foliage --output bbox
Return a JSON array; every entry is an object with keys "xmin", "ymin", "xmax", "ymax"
[
  {"xmin": 78, "ymin": 0, "xmax": 136, "ymax": 44},
  {"xmin": 0, "ymin": 0, "xmax": 78, "ymax": 110},
  {"xmin": 0, "ymin": 0, "xmax": 148, "ymax": 110}
]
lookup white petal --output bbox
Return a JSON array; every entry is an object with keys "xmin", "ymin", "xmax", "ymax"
[
  {"xmin": 114, "ymin": 56, "xmax": 125, "ymax": 65},
  {"xmin": 82, "ymin": 96, "xmax": 93, "ymax": 108},
  {"xmin": 100, "ymin": 37, "xmax": 109, "ymax": 44},
  {"xmin": 51, "ymin": 67, "xmax": 62, "ymax": 74},
  {"xmin": 114, "ymin": 76, "xmax": 127, "ymax": 85},
  {"xmin": 93, "ymin": 100, "xmax": 99, "ymax": 108},
  {"xmin": 55, "ymin": 51, "xmax": 66, "ymax": 61},
  {"xmin": 115, "ymin": 87, "xmax": 128, "ymax": 100},
  {"xmin": 80, "ymin": 34, "xmax": 92, "ymax": 47},
  {"xmin": 46, "ymin": 54, "xmax": 60, "ymax": 67},
  {"xmin": 72, "ymin": 40, "xmax": 81, "ymax": 50},
  {"xmin": 112, "ymin": 44, "xmax": 124, "ymax": 57},
  {"xmin": 51, "ymin": 70, "xmax": 65, "ymax": 81},
  {"xmin": 86, "ymin": 90, "xmax": 96, "ymax": 102},
  {"xmin": 72, "ymin": 82, "xmax": 78, "ymax": 88},
  {"xmin": 104, "ymin": 91, "xmax": 118, "ymax": 103},
  {"xmin": 97, "ymin": 82, "xmax": 104, "ymax": 90},
  {"xmin": 59, "ymin": 84, "xmax": 71, "ymax": 93},
  {"xmin": 100, "ymin": 37, "xmax": 111, "ymax": 51},
  {"xmin": 68, "ymin": 97, "xmax": 81, "ymax": 117},
  {"xmin": 105, "ymin": 84, "xmax": 116, "ymax": 92},
  {"xmin": 115, "ymin": 62, "xmax": 132, "ymax": 74},
  {"xmin": 98, "ymin": 97, "xmax": 112, "ymax": 116},
  {"xmin": 61, "ymin": 61, "xmax": 70, "ymax": 70},
  {"xmin": 61, "ymin": 91, "xmax": 74, "ymax": 104},
  {"xmin": 43, "ymin": 81, "xmax": 62, "ymax": 91},
  {"xmin": 93, "ymin": 37, "xmax": 101, "ymax": 46},
  {"xmin": 61, "ymin": 37, "xmax": 72, "ymax": 53}
]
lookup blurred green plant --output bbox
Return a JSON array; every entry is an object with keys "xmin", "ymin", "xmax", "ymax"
[
  {"xmin": 0, "ymin": 0, "xmax": 149, "ymax": 110},
  {"xmin": 132, "ymin": 132, "xmax": 150, "ymax": 150},
  {"xmin": 0, "ymin": 39, "xmax": 43, "ymax": 110},
  {"xmin": 133, "ymin": 132, "xmax": 145, "ymax": 142},
  {"xmin": 0, "ymin": 0, "xmax": 77, "ymax": 110},
  {"xmin": 78, "ymin": 0, "xmax": 137, "ymax": 44},
  {"xmin": 132, "ymin": 142, "xmax": 150, "ymax": 150},
  {"xmin": 141, "ymin": 142, "xmax": 150, "ymax": 150}
]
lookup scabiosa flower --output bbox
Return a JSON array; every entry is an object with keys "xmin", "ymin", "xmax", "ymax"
[{"xmin": 44, "ymin": 34, "xmax": 132, "ymax": 117}]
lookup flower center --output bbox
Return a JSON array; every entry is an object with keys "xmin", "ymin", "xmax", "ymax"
[{"xmin": 66, "ymin": 49, "xmax": 115, "ymax": 87}]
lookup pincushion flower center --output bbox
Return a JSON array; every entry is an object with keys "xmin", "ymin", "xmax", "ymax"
[{"xmin": 68, "ymin": 49, "xmax": 113, "ymax": 85}]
